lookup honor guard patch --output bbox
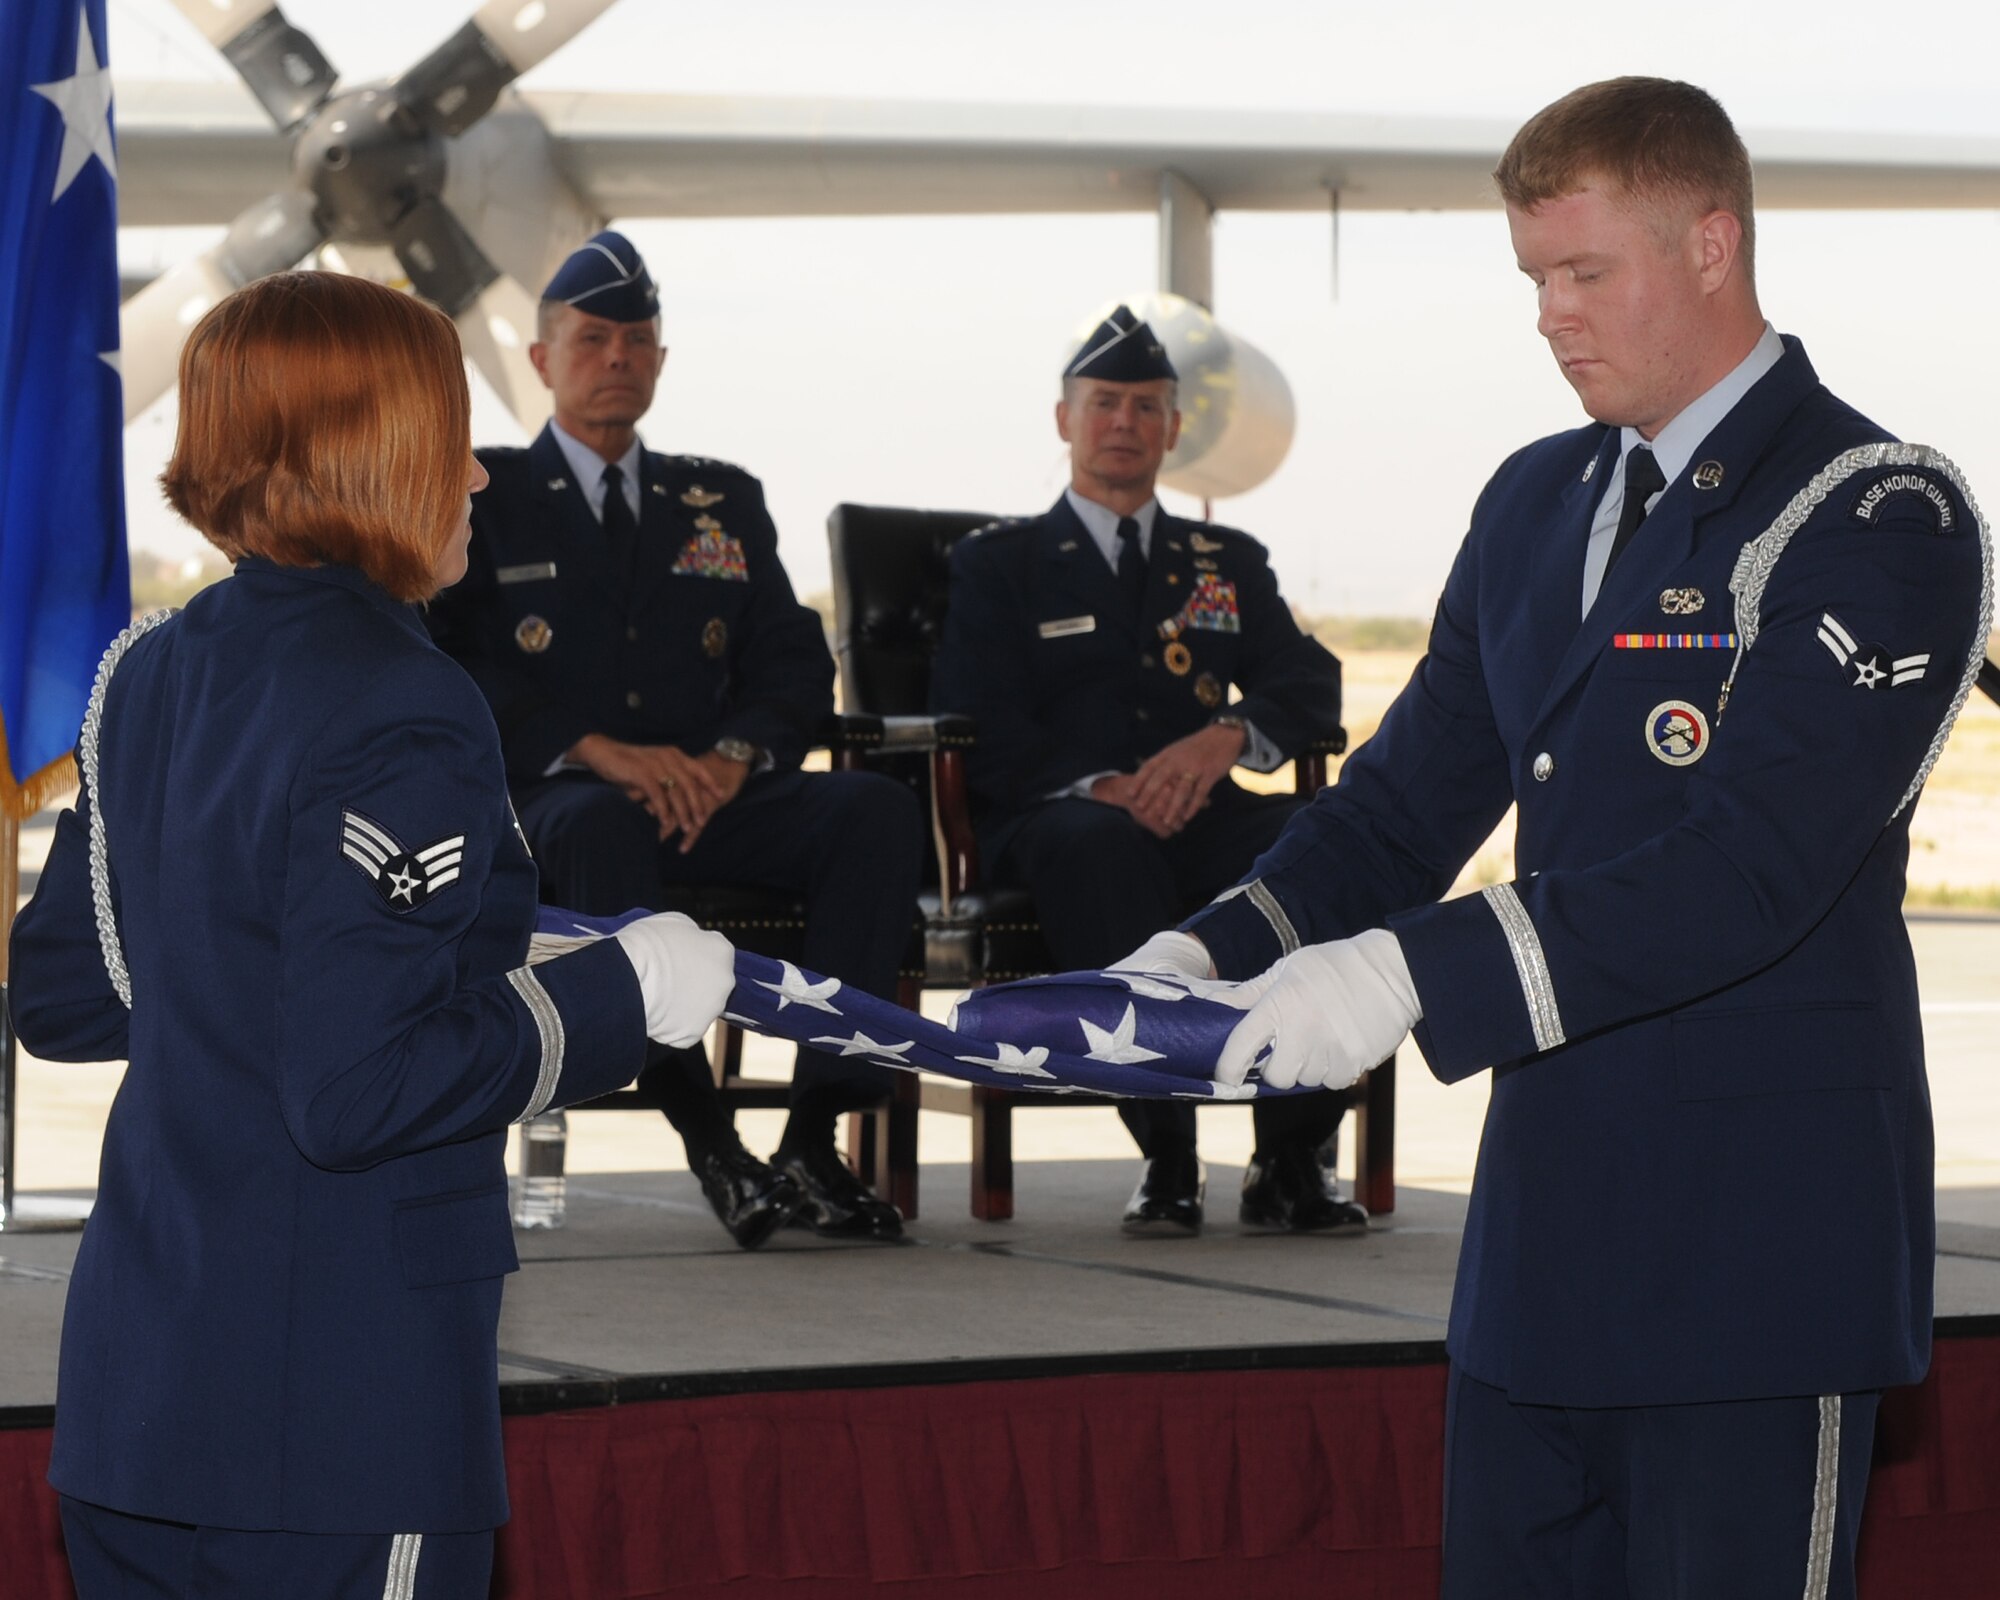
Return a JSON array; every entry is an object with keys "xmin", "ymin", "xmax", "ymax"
[
  {"xmin": 681, "ymin": 483, "xmax": 725, "ymax": 508},
  {"xmin": 1194, "ymin": 672, "xmax": 1224, "ymax": 708},
  {"xmin": 670, "ymin": 524, "xmax": 750, "ymax": 582},
  {"xmin": 341, "ymin": 810, "xmax": 465, "ymax": 912},
  {"xmin": 1164, "ymin": 640, "xmax": 1193, "ymax": 676},
  {"xmin": 1659, "ymin": 587, "xmax": 1705, "ymax": 616},
  {"xmin": 1645, "ymin": 701, "xmax": 1709, "ymax": 766},
  {"xmin": 1850, "ymin": 470, "xmax": 1957, "ymax": 534},
  {"xmin": 1179, "ymin": 573, "xmax": 1241, "ymax": 633},
  {"xmin": 515, "ymin": 615, "xmax": 553, "ymax": 653},
  {"xmin": 702, "ymin": 617, "xmax": 728, "ymax": 658},
  {"xmin": 1816, "ymin": 612, "xmax": 1929, "ymax": 689}
]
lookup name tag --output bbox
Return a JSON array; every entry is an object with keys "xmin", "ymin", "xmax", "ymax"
[
  {"xmin": 1038, "ymin": 615, "xmax": 1096, "ymax": 639},
  {"xmin": 496, "ymin": 562, "xmax": 557, "ymax": 585}
]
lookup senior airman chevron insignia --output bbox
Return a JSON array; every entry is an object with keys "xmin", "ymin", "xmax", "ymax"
[{"xmin": 341, "ymin": 810, "xmax": 466, "ymax": 912}]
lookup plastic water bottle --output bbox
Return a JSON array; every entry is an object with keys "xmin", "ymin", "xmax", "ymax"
[{"xmin": 512, "ymin": 1111, "xmax": 568, "ymax": 1230}]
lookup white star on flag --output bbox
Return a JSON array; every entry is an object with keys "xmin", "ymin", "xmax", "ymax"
[
  {"xmin": 31, "ymin": 9, "xmax": 118, "ymax": 205},
  {"xmin": 1079, "ymin": 1004, "xmax": 1166, "ymax": 1064},
  {"xmin": 810, "ymin": 1031, "xmax": 915, "ymax": 1062},
  {"xmin": 954, "ymin": 1043, "xmax": 1056, "ymax": 1079},
  {"xmin": 759, "ymin": 962, "xmax": 844, "ymax": 1013}
]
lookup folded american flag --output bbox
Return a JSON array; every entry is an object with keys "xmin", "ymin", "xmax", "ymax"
[{"xmin": 530, "ymin": 907, "xmax": 1293, "ymax": 1101}]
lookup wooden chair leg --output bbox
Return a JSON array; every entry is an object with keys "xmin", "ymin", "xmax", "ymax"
[
  {"xmin": 970, "ymin": 1086, "xmax": 1014, "ymax": 1221},
  {"xmin": 842, "ymin": 1075, "xmax": 920, "ymax": 1219},
  {"xmin": 1352, "ymin": 1052, "xmax": 1397, "ymax": 1216},
  {"xmin": 885, "ymin": 1074, "xmax": 920, "ymax": 1220}
]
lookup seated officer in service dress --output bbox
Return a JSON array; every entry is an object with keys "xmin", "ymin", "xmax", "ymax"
[
  {"xmin": 930, "ymin": 307, "xmax": 1357, "ymax": 1235},
  {"xmin": 427, "ymin": 233, "xmax": 922, "ymax": 1247}
]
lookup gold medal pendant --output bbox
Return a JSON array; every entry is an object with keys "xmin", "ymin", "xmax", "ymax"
[{"xmin": 1164, "ymin": 641, "xmax": 1192, "ymax": 676}]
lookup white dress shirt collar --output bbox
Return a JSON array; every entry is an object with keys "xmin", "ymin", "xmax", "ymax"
[
  {"xmin": 1064, "ymin": 486, "xmax": 1160, "ymax": 572},
  {"xmin": 548, "ymin": 419, "xmax": 643, "ymax": 524}
]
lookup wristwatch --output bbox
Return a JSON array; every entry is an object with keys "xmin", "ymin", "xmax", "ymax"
[{"xmin": 713, "ymin": 736, "xmax": 758, "ymax": 765}]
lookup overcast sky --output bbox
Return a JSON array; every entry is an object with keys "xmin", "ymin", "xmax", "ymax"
[{"xmin": 109, "ymin": 0, "xmax": 2000, "ymax": 614}]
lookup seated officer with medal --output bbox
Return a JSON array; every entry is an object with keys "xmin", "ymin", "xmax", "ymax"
[
  {"xmin": 931, "ymin": 307, "xmax": 1354, "ymax": 1235},
  {"xmin": 427, "ymin": 232, "xmax": 922, "ymax": 1247}
]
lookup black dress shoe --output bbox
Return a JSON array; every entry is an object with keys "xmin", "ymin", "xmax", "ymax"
[
  {"xmin": 1240, "ymin": 1148, "xmax": 1368, "ymax": 1232},
  {"xmin": 691, "ymin": 1146, "xmax": 802, "ymax": 1250},
  {"xmin": 1121, "ymin": 1157, "xmax": 1205, "ymax": 1235},
  {"xmin": 773, "ymin": 1145, "xmax": 904, "ymax": 1240}
]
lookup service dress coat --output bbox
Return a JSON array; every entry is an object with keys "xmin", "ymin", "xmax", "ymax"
[
  {"xmin": 424, "ymin": 427, "xmax": 833, "ymax": 780},
  {"xmin": 932, "ymin": 493, "xmax": 1341, "ymax": 854},
  {"xmin": 1189, "ymin": 339, "xmax": 1990, "ymax": 1407},
  {"xmin": 8, "ymin": 558, "xmax": 649, "ymax": 1534}
]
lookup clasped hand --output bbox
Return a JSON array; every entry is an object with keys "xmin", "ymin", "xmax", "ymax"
[
  {"xmin": 569, "ymin": 734, "xmax": 748, "ymax": 850},
  {"xmin": 1091, "ymin": 722, "xmax": 1246, "ymax": 838}
]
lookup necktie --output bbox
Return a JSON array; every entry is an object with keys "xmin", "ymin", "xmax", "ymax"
[
  {"xmin": 1115, "ymin": 516, "xmax": 1147, "ymax": 620},
  {"xmin": 1604, "ymin": 446, "xmax": 1667, "ymax": 576},
  {"xmin": 600, "ymin": 463, "xmax": 639, "ymax": 582}
]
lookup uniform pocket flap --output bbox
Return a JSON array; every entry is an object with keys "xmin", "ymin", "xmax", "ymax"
[
  {"xmin": 394, "ymin": 1184, "xmax": 520, "ymax": 1287},
  {"xmin": 1671, "ymin": 1002, "xmax": 1895, "ymax": 1101}
]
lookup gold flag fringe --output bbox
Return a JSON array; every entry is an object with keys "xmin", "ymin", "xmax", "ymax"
[{"xmin": 0, "ymin": 707, "xmax": 80, "ymax": 821}]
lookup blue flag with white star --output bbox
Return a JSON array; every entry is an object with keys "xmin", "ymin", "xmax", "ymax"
[
  {"xmin": 533, "ymin": 908, "xmax": 1297, "ymax": 1100},
  {"xmin": 0, "ymin": 0, "xmax": 129, "ymax": 817}
]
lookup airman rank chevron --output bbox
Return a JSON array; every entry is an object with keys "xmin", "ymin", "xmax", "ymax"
[
  {"xmin": 1613, "ymin": 633, "xmax": 1737, "ymax": 649},
  {"xmin": 1816, "ymin": 612, "xmax": 1929, "ymax": 689},
  {"xmin": 341, "ymin": 810, "xmax": 466, "ymax": 912}
]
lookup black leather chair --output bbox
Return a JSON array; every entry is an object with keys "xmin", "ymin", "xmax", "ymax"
[{"xmin": 827, "ymin": 502, "xmax": 1397, "ymax": 1221}]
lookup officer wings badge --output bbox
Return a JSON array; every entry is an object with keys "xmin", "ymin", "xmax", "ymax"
[{"xmin": 341, "ymin": 810, "xmax": 465, "ymax": 912}]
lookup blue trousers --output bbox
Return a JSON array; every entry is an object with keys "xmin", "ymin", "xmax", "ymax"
[
  {"xmin": 1441, "ymin": 1367, "xmax": 1880, "ymax": 1600},
  {"xmin": 60, "ymin": 1497, "xmax": 493, "ymax": 1600}
]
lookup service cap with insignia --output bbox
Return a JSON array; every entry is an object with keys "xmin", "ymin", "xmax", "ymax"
[
  {"xmin": 1064, "ymin": 305, "xmax": 1178, "ymax": 384},
  {"xmin": 542, "ymin": 229, "xmax": 659, "ymax": 323}
]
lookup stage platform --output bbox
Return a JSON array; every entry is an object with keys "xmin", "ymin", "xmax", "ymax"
[{"xmin": 6, "ymin": 1164, "xmax": 2000, "ymax": 1597}]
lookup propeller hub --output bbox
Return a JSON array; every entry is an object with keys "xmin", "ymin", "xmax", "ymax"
[{"xmin": 293, "ymin": 86, "xmax": 446, "ymax": 245}]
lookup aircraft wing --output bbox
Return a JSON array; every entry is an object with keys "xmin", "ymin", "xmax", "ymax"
[{"xmin": 115, "ymin": 80, "xmax": 2000, "ymax": 228}]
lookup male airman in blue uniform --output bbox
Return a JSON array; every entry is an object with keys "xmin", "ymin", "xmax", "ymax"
[
  {"xmin": 932, "ymin": 307, "xmax": 1356, "ymax": 1234},
  {"xmin": 427, "ymin": 234, "xmax": 922, "ymax": 1244},
  {"xmin": 1163, "ymin": 79, "xmax": 1991, "ymax": 1598}
]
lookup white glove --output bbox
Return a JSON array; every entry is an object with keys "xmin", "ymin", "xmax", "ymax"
[
  {"xmin": 1214, "ymin": 928, "xmax": 1421, "ymax": 1091},
  {"xmin": 1111, "ymin": 929, "xmax": 1215, "ymax": 981},
  {"xmin": 611, "ymin": 912, "xmax": 737, "ymax": 1048}
]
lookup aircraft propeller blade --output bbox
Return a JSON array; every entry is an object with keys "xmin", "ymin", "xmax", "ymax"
[
  {"xmin": 396, "ymin": 0, "xmax": 621, "ymax": 137},
  {"xmin": 167, "ymin": 0, "xmax": 340, "ymax": 133},
  {"xmin": 388, "ymin": 195, "xmax": 551, "ymax": 431},
  {"xmin": 119, "ymin": 191, "xmax": 325, "ymax": 422},
  {"xmin": 456, "ymin": 275, "xmax": 553, "ymax": 433}
]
